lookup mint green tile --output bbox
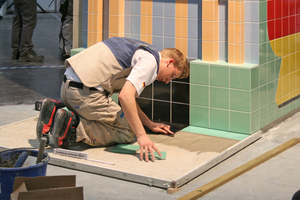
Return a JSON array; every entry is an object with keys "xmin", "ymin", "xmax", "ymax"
[
  {"xmin": 144, "ymin": 151, "xmax": 167, "ymax": 160},
  {"xmin": 290, "ymin": 100, "xmax": 296, "ymax": 111},
  {"xmin": 210, "ymin": 87, "xmax": 229, "ymax": 109},
  {"xmin": 190, "ymin": 85, "xmax": 209, "ymax": 106},
  {"xmin": 259, "ymin": 22, "xmax": 267, "ymax": 43},
  {"xmin": 210, "ymin": 65, "xmax": 229, "ymax": 87},
  {"xmin": 259, "ymin": 63, "xmax": 268, "ymax": 86},
  {"xmin": 259, "ymin": 43, "xmax": 268, "ymax": 64},
  {"xmin": 260, "ymin": 105, "xmax": 268, "ymax": 127},
  {"xmin": 251, "ymin": 88, "xmax": 260, "ymax": 112},
  {"xmin": 260, "ymin": 85, "xmax": 268, "ymax": 107},
  {"xmin": 190, "ymin": 63, "xmax": 209, "ymax": 85},
  {"xmin": 251, "ymin": 109, "xmax": 260, "ymax": 133},
  {"xmin": 275, "ymin": 58, "xmax": 281, "ymax": 79},
  {"xmin": 251, "ymin": 66, "xmax": 259, "ymax": 89},
  {"xmin": 259, "ymin": 1, "xmax": 267, "ymax": 22},
  {"xmin": 267, "ymin": 60, "xmax": 275, "ymax": 82},
  {"xmin": 230, "ymin": 89, "xmax": 251, "ymax": 112},
  {"xmin": 282, "ymin": 104, "xmax": 290, "ymax": 115},
  {"xmin": 111, "ymin": 93, "xmax": 119, "ymax": 103},
  {"xmin": 210, "ymin": 108, "xmax": 229, "ymax": 131},
  {"xmin": 230, "ymin": 111, "xmax": 251, "ymax": 134},
  {"xmin": 201, "ymin": 129, "xmax": 228, "ymax": 137},
  {"xmin": 230, "ymin": 67, "xmax": 250, "ymax": 90},
  {"xmin": 71, "ymin": 47, "xmax": 86, "ymax": 57},
  {"xmin": 222, "ymin": 132, "xmax": 249, "ymax": 140},
  {"xmin": 267, "ymin": 102, "xmax": 277, "ymax": 124},
  {"xmin": 181, "ymin": 126, "xmax": 209, "ymax": 134},
  {"xmin": 111, "ymin": 144, "xmax": 140, "ymax": 154},
  {"xmin": 190, "ymin": 106, "xmax": 209, "ymax": 128},
  {"xmin": 276, "ymin": 104, "xmax": 283, "ymax": 118},
  {"xmin": 267, "ymin": 42, "xmax": 276, "ymax": 62},
  {"xmin": 267, "ymin": 81, "xmax": 276, "ymax": 103}
]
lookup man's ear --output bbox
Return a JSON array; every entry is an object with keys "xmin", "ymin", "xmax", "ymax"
[{"xmin": 169, "ymin": 58, "xmax": 175, "ymax": 65}]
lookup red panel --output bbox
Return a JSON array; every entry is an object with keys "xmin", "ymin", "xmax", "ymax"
[
  {"xmin": 290, "ymin": 0, "xmax": 296, "ymax": 15},
  {"xmin": 275, "ymin": 0, "xmax": 283, "ymax": 19},
  {"xmin": 268, "ymin": 0, "xmax": 275, "ymax": 20},
  {"xmin": 297, "ymin": 0, "xmax": 300, "ymax": 14},
  {"xmin": 283, "ymin": 17, "xmax": 289, "ymax": 36},
  {"xmin": 290, "ymin": 15, "xmax": 296, "ymax": 34},
  {"xmin": 268, "ymin": 20, "xmax": 275, "ymax": 40},
  {"xmin": 275, "ymin": 18, "xmax": 283, "ymax": 38},
  {"xmin": 296, "ymin": 14, "xmax": 300, "ymax": 32},
  {"xmin": 283, "ymin": 0, "xmax": 289, "ymax": 17}
]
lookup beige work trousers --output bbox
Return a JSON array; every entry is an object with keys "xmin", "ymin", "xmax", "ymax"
[{"xmin": 60, "ymin": 79, "xmax": 134, "ymax": 146}]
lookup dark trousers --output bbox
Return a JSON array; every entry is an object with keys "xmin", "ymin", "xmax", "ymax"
[
  {"xmin": 0, "ymin": 0, "xmax": 6, "ymax": 8},
  {"xmin": 11, "ymin": 0, "xmax": 37, "ymax": 56}
]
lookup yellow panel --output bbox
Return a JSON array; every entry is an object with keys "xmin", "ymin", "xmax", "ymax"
[
  {"xmin": 141, "ymin": 16, "xmax": 147, "ymax": 35},
  {"xmin": 283, "ymin": 36, "xmax": 289, "ymax": 56},
  {"xmin": 182, "ymin": 38, "xmax": 188, "ymax": 57},
  {"xmin": 296, "ymin": 32, "xmax": 300, "ymax": 51},
  {"xmin": 92, "ymin": 14, "xmax": 97, "ymax": 32},
  {"xmin": 290, "ymin": 72, "xmax": 296, "ymax": 92},
  {"xmin": 109, "ymin": 0, "xmax": 119, "ymax": 14},
  {"xmin": 203, "ymin": 41, "xmax": 214, "ymax": 61},
  {"xmin": 235, "ymin": 23, "xmax": 242, "ymax": 43},
  {"xmin": 213, "ymin": 42, "xmax": 219, "ymax": 61},
  {"xmin": 96, "ymin": 32, "xmax": 102, "ymax": 43},
  {"xmin": 202, "ymin": 21, "xmax": 214, "ymax": 41},
  {"xmin": 274, "ymin": 38, "xmax": 283, "ymax": 57},
  {"xmin": 234, "ymin": 44, "xmax": 245, "ymax": 64},
  {"xmin": 175, "ymin": 38, "xmax": 182, "ymax": 50},
  {"xmin": 235, "ymin": 2, "xmax": 242, "ymax": 22},
  {"xmin": 147, "ymin": 1, "xmax": 153, "ymax": 15},
  {"xmin": 119, "ymin": 0, "xmax": 125, "ymax": 14},
  {"xmin": 275, "ymin": 97, "xmax": 283, "ymax": 105},
  {"xmin": 175, "ymin": 0, "xmax": 182, "ymax": 18},
  {"xmin": 118, "ymin": 15, "xmax": 124, "ymax": 35},
  {"xmin": 296, "ymin": 88, "xmax": 300, "ymax": 97},
  {"xmin": 88, "ymin": 31, "xmax": 93, "ymax": 47},
  {"xmin": 241, "ymin": 2, "xmax": 245, "ymax": 22},
  {"xmin": 141, "ymin": 0, "xmax": 147, "ymax": 15},
  {"xmin": 282, "ymin": 94, "xmax": 290, "ymax": 104},
  {"xmin": 228, "ymin": 1, "xmax": 235, "ymax": 22},
  {"xmin": 182, "ymin": 18, "xmax": 188, "ymax": 38},
  {"xmin": 290, "ymin": 34, "xmax": 296, "ymax": 54},
  {"xmin": 281, "ymin": 55, "xmax": 290, "ymax": 76},
  {"xmin": 290, "ymin": 90, "xmax": 297, "ymax": 100},
  {"xmin": 228, "ymin": 43, "xmax": 235, "ymax": 63},
  {"xmin": 296, "ymin": 69, "xmax": 300, "ymax": 89},
  {"xmin": 97, "ymin": 0, "xmax": 103, "ymax": 13},
  {"xmin": 282, "ymin": 75, "xmax": 290, "ymax": 96},
  {"xmin": 228, "ymin": 22, "xmax": 235, "ymax": 43},
  {"xmin": 88, "ymin": 13, "xmax": 93, "ymax": 32},
  {"xmin": 290, "ymin": 53, "xmax": 296, "ymax": 72},
  {"xmin": 175, "ymin": 18, "xmax": 182, "ymax": 38},
  {"xmin": 182, "ymin": 0, "xmax": 188, "ymax": 18},
  {"xmin": 147, "ymin": 16, "xmax": 152, "ymax": 35},
  {"xmin": 97, "ymin": 14, "xmax": 103, "ymax": 32},
  {"xmin": 296, "ymin": 51, "xmax": 300, "ymax": 69},
  {"xmin": 88, "ymin": 0, "xmax": 93, "ymax": 13},
  {"xmin": 214, "ymin": 21, "xmax": 219, "ymax": 41},
  {"xmin": 276, "ymin": 77, "xmax": 283, "ymax": 99},
  {"xmin": 109, "ymin": 15, "xmax": 119, "ymax": 33},
  {"xmin": 202, "ymin": 1, "xmax": 214, "ymax": 21}
]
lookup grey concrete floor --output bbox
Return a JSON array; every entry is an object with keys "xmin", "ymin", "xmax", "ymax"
[{"xmin": 0, "ymin": 12, "xmax": 300, "ymax": 200}]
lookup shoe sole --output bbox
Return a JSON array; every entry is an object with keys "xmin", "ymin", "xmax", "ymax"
[
  {"xmin": 52, "ymin": 109, "xmax": 74, "ymax": 148},
  {"xmin": 36, "ymin": 99, "xmax": 59, "ymax": 143},
  {"xmin": 19, "ymin": 57, "xmax": 44, "ymax": 62}
]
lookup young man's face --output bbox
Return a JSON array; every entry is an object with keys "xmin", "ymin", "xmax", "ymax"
[{"xmin": 156, "ymin": 59, "xmax": 182, "ymax": 84}]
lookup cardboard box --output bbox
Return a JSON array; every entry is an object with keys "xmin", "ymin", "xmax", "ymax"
[{"xmin": 10, "ymin": 175, "xmax": 83, "ymax": 200}]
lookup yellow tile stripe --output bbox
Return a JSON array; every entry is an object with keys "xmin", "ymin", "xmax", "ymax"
[
  {"xmin": 175, "ymin": 0, "xmax": 188, "ymax": 57},
  {"xmin": 87, "ymin": 0, "xmax": 103, "ymax": 47},
  {"xmin": 141, "ymin": 0, "xmax": 153, "ymax": 44}
]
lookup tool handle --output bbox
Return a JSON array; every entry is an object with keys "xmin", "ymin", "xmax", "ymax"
[
  {"xmin": 36, "ymin": 137, "xmax": 47, "ymax": 164},
  {"xmin": 13, "ymin": 151, "xmax": 29, "ymax": 168}
]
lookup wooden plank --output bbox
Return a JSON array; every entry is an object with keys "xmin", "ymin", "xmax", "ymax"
[{"xmin": 178, "ymin": 137, "xmax": 300, "ymax": 200}]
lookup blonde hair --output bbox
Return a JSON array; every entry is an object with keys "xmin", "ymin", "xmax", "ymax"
[{"xmin": 160, "ymin": 48, "xmax": 189, "ymax": 79}]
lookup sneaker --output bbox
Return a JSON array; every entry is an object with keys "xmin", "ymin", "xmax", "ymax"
[
  {"xmin": 12, "ymin": 49, "xmax": 20, "ymax": 60},
  {"xmin": 19, "ymin": 49, "xmax": 44, "ymax": 62},
  {"xmin": 52, "ymin": 108, "xmax": 79, "ymax": 148},
  {"xmin": 36, "ymin": 99, "xmax": 63, "ymax": 144}
]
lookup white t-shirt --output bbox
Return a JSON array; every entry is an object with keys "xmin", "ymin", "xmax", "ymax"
[
  {"xmin": 126, "ymin": 48, "xmax": 159, "ymax": 96},
  {"xmin": 65, "ymin": 48, "xmax": 159, "ymax": 96}
]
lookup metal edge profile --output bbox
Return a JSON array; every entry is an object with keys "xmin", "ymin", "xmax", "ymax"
[
  {"xmin": 172, "ymin": 130, "xmax": 263, "ymax": 188},
  {"xmin": 48, "ymin": 156, "xmax": 174, "ymax": 189}
]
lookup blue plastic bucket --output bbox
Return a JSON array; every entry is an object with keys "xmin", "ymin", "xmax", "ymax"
[{"xmin": 0, "ymin": 148, "xmax": 50, "ymax": 200}]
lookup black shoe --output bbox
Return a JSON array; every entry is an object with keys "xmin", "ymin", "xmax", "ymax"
[
  {"xmin": 36, "ymin": 99, "xmax": 64, "ymax": 145},
  {"xmin": 12, "ymin": 49, "xmax": 20, "ymax": 60},
  {"xmin": 0, "ymin": 16, "xmax": 3, "ymax": 20},
  {"xmin": 19, "ymin": 49, "xmax": 44, "ymax": 62},
  {"xmin": 52, "ymin": 108, "xmax": 79, "ymax": 148}
]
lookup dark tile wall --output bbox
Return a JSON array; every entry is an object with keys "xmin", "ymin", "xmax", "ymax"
[{"xmin": 137, "ymin": 72, "xmax": 190, "ymax": 126}]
